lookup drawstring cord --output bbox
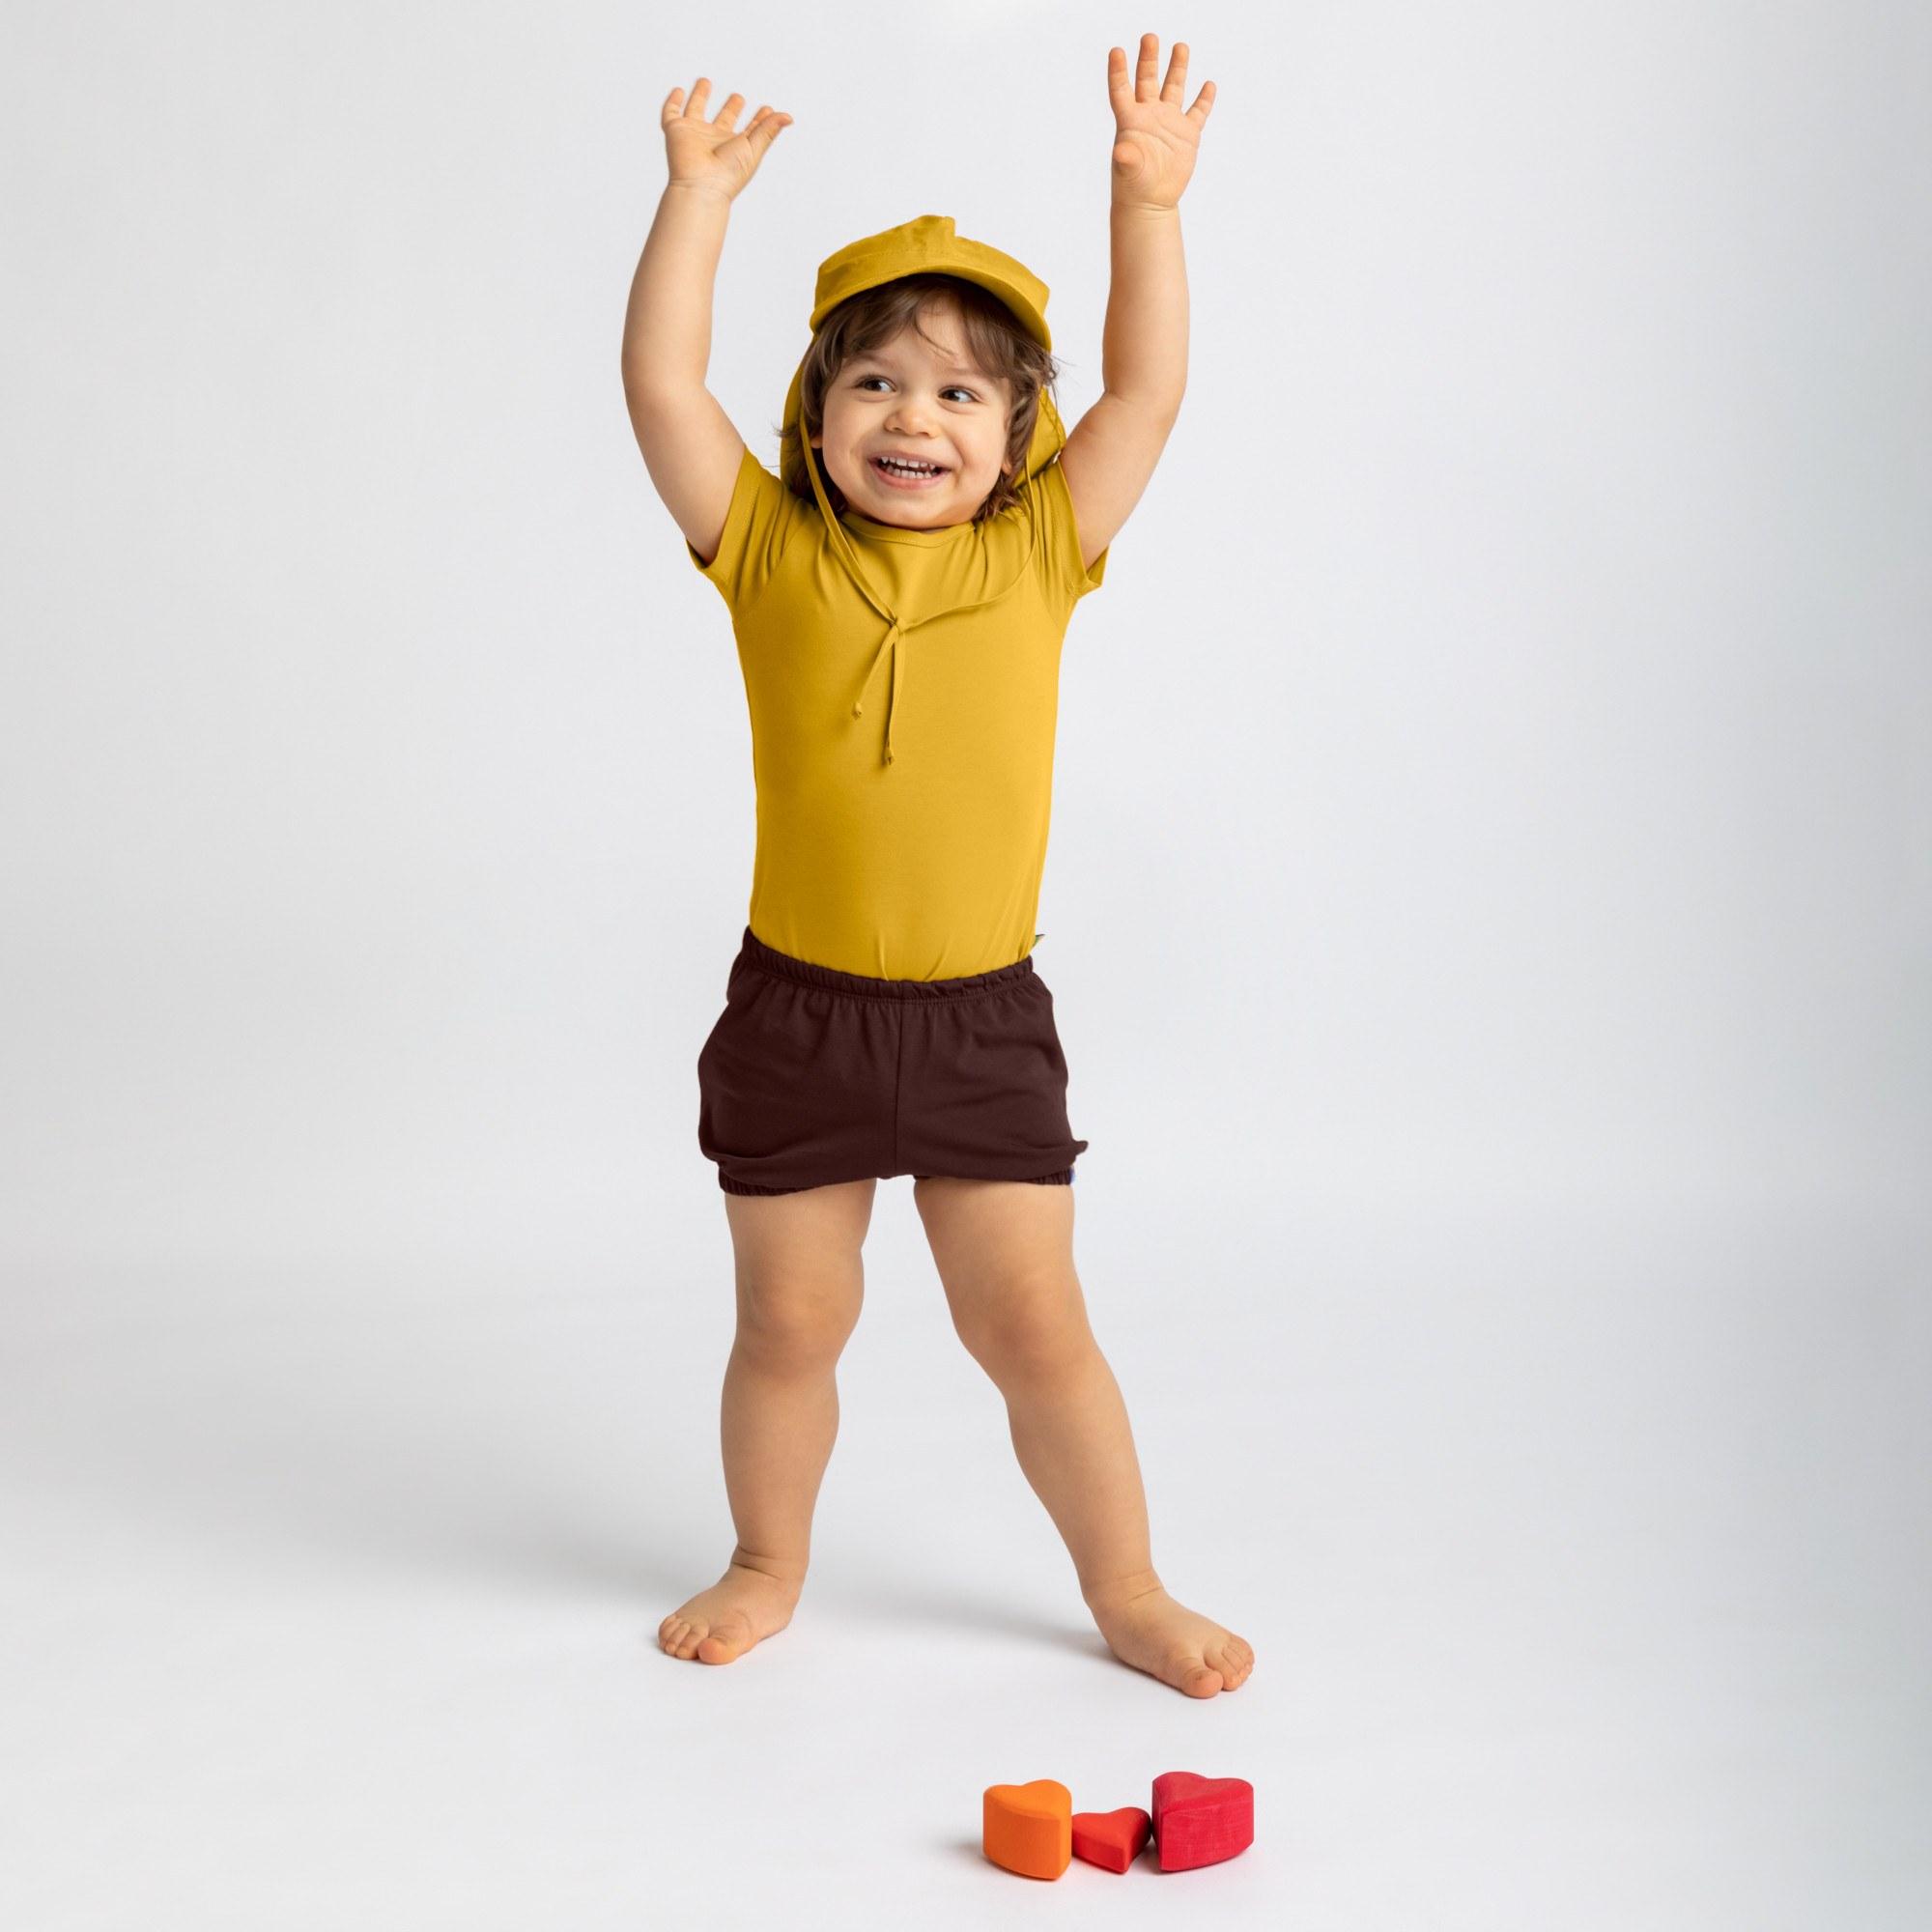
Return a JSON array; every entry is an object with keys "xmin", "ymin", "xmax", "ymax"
[{"xmin": 801, "ymin": 430, "xmax": 1046, "ymax": 768}]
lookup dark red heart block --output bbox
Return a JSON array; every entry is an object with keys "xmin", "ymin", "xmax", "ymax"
[
  {"xmin": 1151, "ymin": 1771, "xmax": 1254, "ymax": 1871},
  {"xmin": 1070, "ymin": 1806, "xmax": 1151, "ymax": 1872}
]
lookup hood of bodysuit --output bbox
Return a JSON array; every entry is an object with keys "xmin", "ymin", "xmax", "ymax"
[{"xmin": 781, "ymin": 213, "xmax": 1067, "ymax": 525}]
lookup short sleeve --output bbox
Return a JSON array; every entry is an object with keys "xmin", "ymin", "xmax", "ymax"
[
  {"xmin": 1036, "ymin": 455, "xmax": 1109, "ymax": 605},
  {"xmin": 686, "ymin": 444, "xmax": 806, "ymax": 611}
]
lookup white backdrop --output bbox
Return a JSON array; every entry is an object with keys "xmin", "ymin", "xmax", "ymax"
[{"xmin": 3, "ymin": 3, "xmax": 1926, "ymax": 1927}]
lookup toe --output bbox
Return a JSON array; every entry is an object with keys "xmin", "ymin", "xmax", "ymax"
[
  {"xmin": 695, "ymin": 1611, "xmax": 752, "ymax": 1663},
  {"xmin": 1207, "ymin": 1634, "xmax": 1253, "ymax": 1687},
  {"xmin": 1178, "ymin": 1658, "xmax": 1224, "ymax": 1697}
]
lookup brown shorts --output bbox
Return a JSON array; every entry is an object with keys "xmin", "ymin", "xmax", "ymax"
[{"xmin": 696, "ymin": 925, "xmax": 1089, "ymax": 1196}]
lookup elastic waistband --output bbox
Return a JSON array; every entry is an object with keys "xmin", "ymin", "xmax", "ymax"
[{"xmin": 737, "ymin": 925, "xmax": 1037, "ymax": 1003}]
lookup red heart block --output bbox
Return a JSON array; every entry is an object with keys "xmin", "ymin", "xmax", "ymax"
[
  {"xmin": 1070, "ymin": 1806, "xmax": 1152, "ymax": 1873},
  {"xmin": 1151, "ymin": 1771, "xmax": 1255, "ymax": 1871}
]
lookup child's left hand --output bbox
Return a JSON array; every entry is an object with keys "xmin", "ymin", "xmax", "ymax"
[{"xmin": 1106, "ymin": 34, "xmax": 1216, "ymax": 211}]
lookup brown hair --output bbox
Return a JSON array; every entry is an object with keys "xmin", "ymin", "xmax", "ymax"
[{"xmin": 776, "ymin": 273, "xmax": 1059, "ymax": 526}]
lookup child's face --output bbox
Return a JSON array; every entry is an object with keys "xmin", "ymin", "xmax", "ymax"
[{"xmin": 811, "ymin": 307, "xmax": 1016, "ymax": 526}]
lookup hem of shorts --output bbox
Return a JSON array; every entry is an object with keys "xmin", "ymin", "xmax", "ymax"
[
  {"xmin": 915, "ymin": 1167, "xmax": 1075, "ymax": 1186},
  {"xmin": 719, "ymin": 1165, "xmax": 1075, "ymax": 1195}
]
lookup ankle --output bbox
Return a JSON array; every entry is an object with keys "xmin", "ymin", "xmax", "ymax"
[
  {"xmin": 1082, "ymin": 1566, "xmax": 1164, "ymax": 1613},
  {"xmin": 727, "ymin": 1547, "xmax": 809, "ymax": 1595}
]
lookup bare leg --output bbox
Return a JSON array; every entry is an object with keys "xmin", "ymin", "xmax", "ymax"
[
  {"xmin": 914, "ymin": 1176, "xmax": 1255, "ymax": 1698},
  {"xmin": 659, "ymin": 1178, "xmax": 874, "ymax": 1663}
]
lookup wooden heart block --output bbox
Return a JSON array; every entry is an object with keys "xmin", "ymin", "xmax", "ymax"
[
  {"xmin": 1151, "ymin": 1771, "xmax": 1255, "ymax": 1871},
  {"xmin": 1071, "ymin": 1805, "xmax": 1152, "ymax": 1872},
  {"xmin": 982, "ymin": 1778, "xmax": 1072, "ymax": 1880}
]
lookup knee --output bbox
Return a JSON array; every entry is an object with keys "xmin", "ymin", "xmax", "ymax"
[
  {"xmin": 954, "ymin": 1282, "xmax": 1093, "ymax": 1386},
  {"xmin": 735, "ymin": 1273, "xmax": 862, "ymax": 1371}
]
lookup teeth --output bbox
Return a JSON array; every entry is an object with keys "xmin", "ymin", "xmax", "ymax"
[{"xmin": 877, "ymin": 457, "xmax": 940, "ymax": 474}]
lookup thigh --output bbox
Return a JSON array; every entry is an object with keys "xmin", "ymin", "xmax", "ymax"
[
  {"xmin": 724, "ymin": 1178, "xmax": 877, "ymax": 1354},
  {"xmin": 912, "ymin": 1176, "xmax": 1088, "ymax": 1363}
]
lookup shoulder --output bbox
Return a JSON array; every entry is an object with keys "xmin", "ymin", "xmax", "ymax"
[
  {"xmin": 1028, "ymin": 456, "xmax": 1111, "ymax": 604},
  {"xmin": 686, "ymin": 447, "xmax": 817, "ymax": 609}
]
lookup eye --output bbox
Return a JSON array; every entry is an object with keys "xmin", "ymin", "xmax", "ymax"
[{"xmin": 855, "ymin": 376, "xmax": 979, "ymax": 403}]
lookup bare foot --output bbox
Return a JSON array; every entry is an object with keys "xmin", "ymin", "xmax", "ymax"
[
  {"xmin": 1087, "ymin": 1574, "xmax": 1255, "ymax": 1698},
  {"xmin": 659, "ymin": 1559, "xmax": 802, "ymax": 1664}
]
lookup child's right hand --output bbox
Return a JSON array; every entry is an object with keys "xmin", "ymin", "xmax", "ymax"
[{"xmin": 660, "ymin": 79, "xmax": 791, "ymax": 200}]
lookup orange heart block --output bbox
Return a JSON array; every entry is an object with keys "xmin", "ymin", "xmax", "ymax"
[
  {"xmin": 1071, "ymin": 1805, "xmax": 1152, "ymax": 1872},
  {"xmin": 982, "ymin": 1779, "xmax": 1072, "ymax": 1880},
  {"xmin": 1151, "ymin": 1771, "xmax": 1255, "ymax": 1871}
]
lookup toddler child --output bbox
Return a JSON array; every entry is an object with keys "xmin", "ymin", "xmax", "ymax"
[{"xmin": 620, "ymin": 37, "xmax": 1248, "ymax": 1697}]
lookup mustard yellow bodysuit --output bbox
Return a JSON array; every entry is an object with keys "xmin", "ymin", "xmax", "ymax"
[{"xmin": 688, "ymin": 214, "xmax": 1110, "ymax": 981}]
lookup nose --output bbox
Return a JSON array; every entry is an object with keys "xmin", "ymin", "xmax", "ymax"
[{"xmin": 885, "ymin": 396, "xmax": 939, "ymax": 436}]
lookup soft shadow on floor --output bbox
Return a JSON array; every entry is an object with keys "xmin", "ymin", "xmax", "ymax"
[
  {"xmin": 824, "ymin": 1577, "xmax": 1105, "ymax": 1658},
  {"xmin": 11, "ymin": 1291, "xmax": 1121, "ymax": 1658}
]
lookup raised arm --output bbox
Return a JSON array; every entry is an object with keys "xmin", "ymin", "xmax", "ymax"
[
  {"xmin": 1058, "ymin": 36, "xmax": 1216, "ymax": 574},
  {"xmin": 620, "ymin": 80, "xmax": 791, "ymax": 566}
]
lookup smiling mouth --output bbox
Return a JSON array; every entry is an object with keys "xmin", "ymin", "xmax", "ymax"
[{"xmin": 871, "ymin": 455, "xmax": 949, "ymax": 483}]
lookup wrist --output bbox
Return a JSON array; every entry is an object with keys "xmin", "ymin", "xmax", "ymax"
[{"xmin": 1110, "ymin": 196, "xmax": 1179, "ymax": 218}]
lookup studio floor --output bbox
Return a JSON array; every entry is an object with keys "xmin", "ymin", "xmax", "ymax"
[{"xmin": 4, "ymin": 1188, "xmax": 1925, "ymax": 1929}]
